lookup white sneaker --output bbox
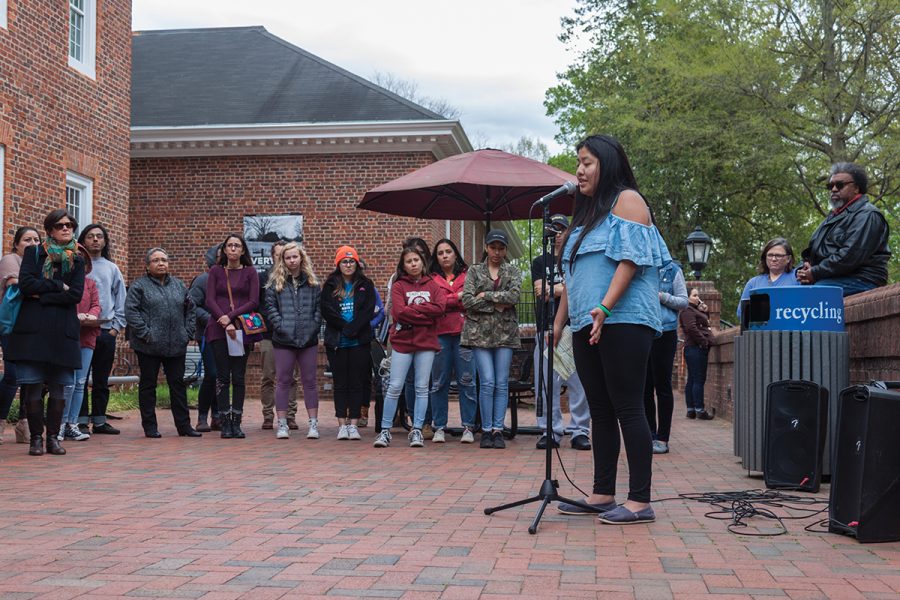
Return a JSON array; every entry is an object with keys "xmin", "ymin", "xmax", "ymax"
[
  {"xmin": 337, "ymin": 424, "xmax": 350, "ymax": 440},
  {"xmin": 64, "ymin": 424, "xmax": 90, "ymax": 441},
  {"xmin": 460, "ymin": 428, "xmax": 475, "ymax": 444},
  {"xmin": 276, "ymin": 418, "xmax": 290, "ymax": 439},
  {"xmin": 347, "ymin": 424, "xmax": 361, "ymax": 440},
  {"xmin": 307, "ymin": 419, "xmax": 319, "ymax": 439},
  {"xmin": 432, "ymin": 428, "xmax": 446, "ymax": 443},
  {"xmin": 373, "ymin": 429, "xmax": 391, "ymax": 447},
  {"xmin": 408, "ymin": 428, "xmax": 424, "ymax": 448}
]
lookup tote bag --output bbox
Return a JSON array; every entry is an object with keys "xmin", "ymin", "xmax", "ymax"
[{"xmin": 0, "ymin": 285, "xmax": 22, "ymax": 335}]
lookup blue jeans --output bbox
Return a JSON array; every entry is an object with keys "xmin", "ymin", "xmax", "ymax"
[
  {"xmin": 431, "ymin": 334, "xmax": 476, "ymax": 429},
  {"xmin": 814, "ymin": 277, "xmax": 878, "ymax": 297},
  {"xmin": 473, "ymin": 347, "xmax": 513, "ymax": 432},
  {"xmin": 63, "ymin": 347, "xmax": 94, "ymax": 424},
  {"xmin": 381, "ymin": 350, "xmax": 435, "ymax": 430},
  {"xmin": 683, "ymin": 345, "xmax": 709, "ymax": 411}
]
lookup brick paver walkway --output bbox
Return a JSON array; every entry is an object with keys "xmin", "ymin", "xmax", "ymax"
[{"xmin": 1, "ymin": 400, "xmax": 898, "ymax": 599}]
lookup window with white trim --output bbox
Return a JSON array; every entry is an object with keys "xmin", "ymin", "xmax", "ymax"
[
  {"xmin": 65, "ymin": 172, "xmax": 93, "ymax": 235},
  {"xmin": 68, "ymin": 0, "xmax": 96, "ymax": 78},
  {"xmin": 1, "ymin": 0, "xmax": 8, "ymax": 29}
]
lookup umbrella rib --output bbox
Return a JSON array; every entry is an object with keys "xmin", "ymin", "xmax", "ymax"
[{"xmin": 419, "ymin": 185, "xmax": 485, "ymax": 217}]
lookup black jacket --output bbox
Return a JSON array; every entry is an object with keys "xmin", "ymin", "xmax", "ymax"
[
  {"xmin": 125, "ymin": 274, "xmax": 196, "ymax": 358},
  {"xmin": 263, "ymin": 275, "xmax": 322, "ymax": 349},
  {"xmin": 7, "ymin": 244, "xmax": 85, "ymax": 369},
  {"xmin": 188, "ymin": 271, "xmax": 210, "ymax": 342},
  {"xmin": 320, "ymin": 274, "xmax": 375, "ymax": 349},
  {"xmin": 802, "ymin": 195, "xmax": 890, "ymax": 286}
]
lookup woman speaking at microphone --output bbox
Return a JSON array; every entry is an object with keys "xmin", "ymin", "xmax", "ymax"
[{"xmin": 554, "ymin": 135, "xmax": 671, "ymax": 525}]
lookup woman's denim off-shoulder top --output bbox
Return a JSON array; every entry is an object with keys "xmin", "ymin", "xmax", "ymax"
[{"xmin": 562, "ymin": 211, "xmax": 672, "ymax": 334}]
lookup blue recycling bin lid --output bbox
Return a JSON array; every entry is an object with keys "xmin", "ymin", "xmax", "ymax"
[{"xmin": 746, "ymin": 286, "xmax": 844, "ymax": 332}]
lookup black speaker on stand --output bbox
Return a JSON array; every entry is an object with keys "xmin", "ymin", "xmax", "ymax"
[
  {"xmin": 829, "ymin": 381, "xmax": 900, "ymax": 543},
  {"xmin": 764, "ymin": 380, "xmax": 828, "ymax": 493}
]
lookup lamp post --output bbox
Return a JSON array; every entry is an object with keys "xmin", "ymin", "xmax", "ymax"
[{"xmin": 684, "ymin": 225, "xmax": 712, "ymax": 280}]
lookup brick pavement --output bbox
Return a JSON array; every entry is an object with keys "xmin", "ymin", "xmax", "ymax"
[{"xmin": 0, "ymin": 399, "xmax": 898, "ymax": 599}]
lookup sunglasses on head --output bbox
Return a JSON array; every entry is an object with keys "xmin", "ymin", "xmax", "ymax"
[{"xmin": 825, "ymin": 180, "xmax": 854, "ymax": 191}]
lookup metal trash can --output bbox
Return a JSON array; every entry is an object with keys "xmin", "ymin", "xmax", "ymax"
[{"xmin": 733, "ymin": 286, "xmax": 848, "ymax": 473}]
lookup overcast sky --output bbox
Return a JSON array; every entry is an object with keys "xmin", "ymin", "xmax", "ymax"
[{"xmin": 132, "ymin": 0, "xmax": 581, "ymax": 155}]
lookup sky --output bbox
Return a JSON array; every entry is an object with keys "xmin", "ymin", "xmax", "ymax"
[{"xmin": 132, "ymin": 0, "xmax": 583, "ymax": 155}]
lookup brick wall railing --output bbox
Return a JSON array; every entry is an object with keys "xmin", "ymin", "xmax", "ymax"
[{"xmin": 704, "ymin": 283, "xmax": 900, "ymax": 421}]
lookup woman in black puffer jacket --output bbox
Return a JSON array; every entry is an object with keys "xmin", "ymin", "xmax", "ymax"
[
  {"xmin": 125, "ymin": 247, "xmax": 198, "ymax": 438},
  {"xmin": 263, "ymin": 242, "xmax": 322, "ymax": 440}
]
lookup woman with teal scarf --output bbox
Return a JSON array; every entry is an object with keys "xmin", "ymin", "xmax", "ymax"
[{"xmin": 6, "ymin": 209, "xmax": 85, "ymax": 456}]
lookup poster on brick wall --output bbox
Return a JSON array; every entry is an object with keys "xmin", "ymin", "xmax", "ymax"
[{"xmin": 243, "ymin": 214, "xmax": 303, "ymax": 271}]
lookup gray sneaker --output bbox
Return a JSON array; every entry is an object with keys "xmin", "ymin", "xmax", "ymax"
[
  {"xmin": 64, "ymin": 424, "xmax": 90, "ymax": 441},
  {"xmin": 373, "ymin": 429, "xmax": 391, "ymax": 448},
  {"xmin": 652, "ymin": 440, "xmax": 669, "ymax": 454},
  {"xmin": 408, "ymin": 428, "xmax": 424, "ymax": 448}
]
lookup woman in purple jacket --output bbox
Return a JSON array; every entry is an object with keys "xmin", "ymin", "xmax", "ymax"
[{"xmin": 206, "ymin": 234, "xmax": 261, "ymax": 439}]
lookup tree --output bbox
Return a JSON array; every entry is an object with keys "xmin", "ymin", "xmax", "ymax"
[
  {"xmin": 373, "ymin": 71, "xmax": 462, "ymax": 120},
  {"xmin": 547, "ymin": 0, "xmax": 898, "ymax": 316}
]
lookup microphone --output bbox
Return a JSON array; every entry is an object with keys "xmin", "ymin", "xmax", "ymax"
[{"xmin": 532, "ymin": 181, "xmax": 576, "ymax": 207}]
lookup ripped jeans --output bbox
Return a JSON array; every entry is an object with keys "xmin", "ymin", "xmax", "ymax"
[{"xmin": 430, "ymin": 334, "xmax": 477, "ymax": 429}]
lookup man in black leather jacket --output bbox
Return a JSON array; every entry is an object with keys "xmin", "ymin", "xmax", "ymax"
[{"xmin": 796, "ymin": 162, "xmax": 891, "ymax": 296}]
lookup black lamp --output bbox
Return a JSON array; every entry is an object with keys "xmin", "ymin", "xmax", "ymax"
[{"xmin": 684, "ymin": 225, "xmax": 712, "ymax": 280}]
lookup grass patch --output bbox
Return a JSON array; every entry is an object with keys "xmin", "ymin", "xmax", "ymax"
[{"xmin": 6, "ymin": 384, "xmax": 200, "ymax": 422}]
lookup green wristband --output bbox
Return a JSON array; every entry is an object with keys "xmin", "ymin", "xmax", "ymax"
[{"xmin": 598, "ymin": 303, "xmax": 612, "ymax": 317}]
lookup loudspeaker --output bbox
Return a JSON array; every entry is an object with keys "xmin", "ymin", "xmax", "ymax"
[
  {"xmin": 829, "ymin": 382, "xmax": 900, "ymax": 543},
  {"xmin": 764, "ymin": 380, "xmax": 828, "ymax": 493}
]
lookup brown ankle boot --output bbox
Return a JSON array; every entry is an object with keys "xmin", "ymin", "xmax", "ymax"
[
  {"xmin": 46, "ymin": 437, "xmax": 66, "ymax": 455},
  {"xmin": 358, "ymin": 405, "xmax": 369, "ymax": 428},
  {"xmin": 29, "ymin": 435, "xmax": 44, "ymax": 456}
]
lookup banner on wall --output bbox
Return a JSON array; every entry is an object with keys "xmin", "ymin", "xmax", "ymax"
[{"xmin": 243, "ymin": 214, "xmax": 303, "ymax": 271}]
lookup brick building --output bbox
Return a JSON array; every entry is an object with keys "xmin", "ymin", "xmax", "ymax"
[
  {"xmin": 0, "ymin": 0, "xmax": 131, "ymax": 261},
  {"xmin": 129, "ymin": 26, "xmax": 513, "ymax": 290}
]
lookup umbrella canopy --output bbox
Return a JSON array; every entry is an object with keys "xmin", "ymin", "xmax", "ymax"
[{"xmin": 358, "ymin": 149, "xmax": 576, "ymax": 227}]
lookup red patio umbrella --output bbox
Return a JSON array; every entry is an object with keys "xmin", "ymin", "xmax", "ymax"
[{"xmin": 357, "ymin": 149, "xmax": 576, "ymax": 229}]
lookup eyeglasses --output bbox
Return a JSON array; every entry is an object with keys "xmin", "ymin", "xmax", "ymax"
[
  {"xmin": 52, "ymin": 222, "xmax": 74, "ymax": 230},
  {"xmin": 825, "ymin": 180, "xmax": 854, "ymax": 191},
  {"xmin": 766, "ymin": 253, "xmax": 788, "ymax": 259},
  {"xmin": 225, "ymin": 243, "xmax": 242, "ymax": 249},
  {"xmin": 339, "ymin": 259, "xmax": 357, "ymax": 266}
]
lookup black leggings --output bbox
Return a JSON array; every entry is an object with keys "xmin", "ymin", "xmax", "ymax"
[
  {"xmin": 210, "ymin": 339, "xmax": 249, "ymax": 415},
  {"xmin": 327, "ymin": 344, "xmax": 370, "ymax": 420},
  {"xmin": 643, "ymin": 329, "xmax": 678, "ymax": 442},
  {"xmin": 572, "ymin": 324, "xmax": 653, "ymax": 503}
]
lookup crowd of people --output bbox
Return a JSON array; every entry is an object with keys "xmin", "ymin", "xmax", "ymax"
[{"xmin": 0, "ymin": 138, "xmax": 891, "ymax": 526}]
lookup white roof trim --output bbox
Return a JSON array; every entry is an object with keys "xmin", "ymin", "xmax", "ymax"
[{"xmin": 130, "ymin": 120, "xmax": 473, "ymax": 160}]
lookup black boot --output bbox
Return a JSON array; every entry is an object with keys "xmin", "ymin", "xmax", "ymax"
[
  {"xmin": 29, "ymin": 435, "xmax": 44, "ymax": 456},
  {"xmin": 21, "ymin": 384, "xmax": 45, "ymax": 441},
  {"xmin": 232, "ymin": 413, "xmax": 245, "ymax": 439},
  {"xmin": 46, "ymin": 436, "xmax": 66, "ymax": 455},
  {"xmin": 220, "ymin": 412, "xmax": 234, "ymax": 439}
]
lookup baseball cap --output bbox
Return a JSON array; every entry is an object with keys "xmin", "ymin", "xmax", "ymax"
[
  {"xmin": 334, "ymin": 245, "xmax": 361, "ymax": 267},
  {"xmin": 549, "ymin": 214, "xmax": 569, "ymax": 230},
  {"xmin": 484, "ymin": 229, "xmax": 509, "ymax": 246}
]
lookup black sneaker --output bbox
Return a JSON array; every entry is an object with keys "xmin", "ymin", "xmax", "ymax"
[
  {"xmin": 493, "ymin": 431, "xmax": 506, "ymax": 449},
  {"xmin": 479, "ymin": 431, "xmax": 493, "ymax": 448},
  {"xmin": 686, "ymin": 410, "xmax": 696, "ymax": 419},
  {"xmin": 92, "ymin": 422, "xmax": 120, "ymax": 435},
  {"xmin": 696, "ymin": 409, "xmax": 714, "ymax": 421},
  {"xmin": 78, "ymin": 423, "xmax": 90, "ymax": 433},
  {"xmin": 536, "ymin": 435, "xmax": 560, "ymax": 450}
]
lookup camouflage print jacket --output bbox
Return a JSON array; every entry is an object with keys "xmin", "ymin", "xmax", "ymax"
[{"xmin": 460, "ymin": 260, "xmax": 521, "ymax": 349}]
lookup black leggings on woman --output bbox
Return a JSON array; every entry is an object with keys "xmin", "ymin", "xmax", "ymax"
[
  {"xmin": 572, "ymin": 324, "xmax": 654, "ymax": 503},
  {"xmin": 210, "ymin": 339, "xmax": 248, "ymax": 415}
]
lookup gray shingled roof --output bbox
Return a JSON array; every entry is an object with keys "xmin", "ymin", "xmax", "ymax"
[{"xmin": 131, "ymin": 26, "xmax": 445, "ymax": 127}]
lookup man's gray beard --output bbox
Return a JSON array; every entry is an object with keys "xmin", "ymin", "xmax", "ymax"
[{"xmin": 828, "ymin": 198, "xmax": 844, "ymax": 211}]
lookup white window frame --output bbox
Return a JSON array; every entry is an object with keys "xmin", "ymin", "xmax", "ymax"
[
  {"xmin": 1, "ymin": 0, "xmax": 8, "ymax": 29},
  {"xmin": 65, "ymin": 171, "xmax": 93, "ymax": 234},
  {"xmin": 68, "ymin": 0, "xmax": 96, "ymax": 79}
]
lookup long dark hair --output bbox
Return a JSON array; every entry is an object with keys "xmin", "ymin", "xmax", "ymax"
[
  {"xmin": 396, "ymin": 246, "xmax": 429, "ymax": 281},
  {"xmin": 561, "ymin": 135, "xmax": 648, "ymax": 272},
  {"xmin": 403, "ymin": 237, "xmax": 432, "ymax": 271},
  {"xmin": 429, "ymin": 238, "xmax": 468, "ymax": 277},
  {"xmin": 327, "ymin": 254, "xmax": 365, "ymax": 299},
  {"xmin": 78, "ymin": 223, "xmax": 112, "ymax": 260},
  {"xmin": 12, "ymin": 226, "xmax": 40, "ymax": 253},
  {"xmin": 217, "ymin": 234, "xmax": 253, "ymax": 267}
]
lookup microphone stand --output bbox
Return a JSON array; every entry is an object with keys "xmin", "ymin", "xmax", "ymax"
[{"xmin": 484, "ymin": 201, "xmax": 598, "ymax": 534}]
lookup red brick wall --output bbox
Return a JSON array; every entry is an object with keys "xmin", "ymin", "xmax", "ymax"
[{"xmin": 0, "ymin": 0, "xmax": 131, "ymax": 265}]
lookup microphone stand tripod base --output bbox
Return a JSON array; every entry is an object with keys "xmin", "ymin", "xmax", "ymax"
[{"xmin": 483, "ymin": 478, "xmax": 604, "ymax": 535}]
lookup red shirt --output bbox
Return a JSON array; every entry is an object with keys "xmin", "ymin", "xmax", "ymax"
[
  {"xmin": 431, "ymin": 269, "xmax": 467, "ymax": 337},
  {"xmin": 388, "ymin": 274, "xmax": 446, "ymax": 353}
]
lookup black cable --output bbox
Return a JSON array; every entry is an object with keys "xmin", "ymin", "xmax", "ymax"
[{"xmin": 652, "ymin": 489, "xmax": 830, "ymax": 537}]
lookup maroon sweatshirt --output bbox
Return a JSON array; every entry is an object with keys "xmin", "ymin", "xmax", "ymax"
[{"xmin": 389, "ymin": 274, "xmax": 446, "ymax": 353}]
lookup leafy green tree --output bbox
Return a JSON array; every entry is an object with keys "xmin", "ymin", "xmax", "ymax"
[{"xmin": 547, "ymin": 0, "xmax": 898, "ymax": 317}]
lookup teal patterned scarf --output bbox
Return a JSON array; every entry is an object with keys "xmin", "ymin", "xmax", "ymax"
[{"xmin": 42, "ymin": 240, "xmax": 77, "ymax": 279}]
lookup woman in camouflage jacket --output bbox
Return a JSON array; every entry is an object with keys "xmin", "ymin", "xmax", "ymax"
[{"xmin": 461, "ymin": 230, "xmax": 521, "ymax": 449}]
